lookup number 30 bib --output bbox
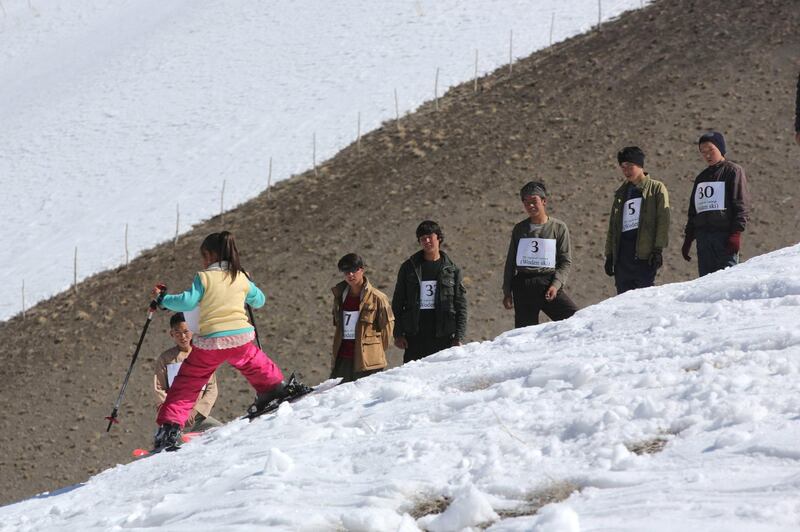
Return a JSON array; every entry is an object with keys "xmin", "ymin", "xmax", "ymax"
[
  {"xmin": 694, "ymin": 181, "xmax": 725, "ymax": 213},
  {"xmin": 516, "ymin": 238, "xmax": 556, "ymax": 268}
]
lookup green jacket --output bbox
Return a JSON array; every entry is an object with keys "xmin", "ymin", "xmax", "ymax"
[
  {"xmin": 605, "ymin": 175, "xmax": 670, "ymax": 263},
  {"xmin": 503, "ymin": 216, "xmax": 572, "ymax": 296},
  {"xmin": 391, "ymin": 250, "xmax": 468, "ymax": 342}
]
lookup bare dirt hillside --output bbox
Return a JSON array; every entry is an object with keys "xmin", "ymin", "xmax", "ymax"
[{"xmin": 1, "ymin": 0, "xmax": 798, "ymax": 505}]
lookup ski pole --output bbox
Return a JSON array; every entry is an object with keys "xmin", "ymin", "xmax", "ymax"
[
  {"xmin": 105, "ymin": 284, "xmax": 167, "ymax": 432},
  {"xmin": 246, "ymin": 304, "xmax": 262, "ymax": 351}
]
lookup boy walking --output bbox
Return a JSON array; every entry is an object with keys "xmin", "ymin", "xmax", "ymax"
[{"xmin": 604, "ymin": 146, "xmax": 670, "ymax": 294}]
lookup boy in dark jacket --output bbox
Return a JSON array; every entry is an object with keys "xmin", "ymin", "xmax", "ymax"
[
  {"xmin": 682, "ymin": 131, "xmax": 750, "ymax": 277},
  {"xmin": 392, "ymin": 221, "xmax": 467, "ymax": 363}
]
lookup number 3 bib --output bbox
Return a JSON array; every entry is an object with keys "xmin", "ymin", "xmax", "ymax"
[
  {"xmin": 694, "ymin": 181, "xmax": 725, "ymax": 213},
  {"xmin": 516, "ymin": 238, "xmax": 556, "ymax": 268},
  {"xmin": 342, "ymin": 311, "xmax": 359, "ymax": 339},
  {"xmin": 420, "ymin": 280, "xmax": 437, "ymax": 310}
]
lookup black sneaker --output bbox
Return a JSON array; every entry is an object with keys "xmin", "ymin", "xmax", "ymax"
[
  {"xmin": 249, "ymin": 380, "xmax": 290, "ymax": 415},
  {"xmin": 153, "ymin": 423, "xmax": 181, "ymax": 450}
]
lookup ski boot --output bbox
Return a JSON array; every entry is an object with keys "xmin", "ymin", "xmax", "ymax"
[
  {"xmin": 246, "ymin": 373, "xmax": 312, "ymax": 418},
  {"xmin": 153, "ymin": 422, "xmax": 182, "ymax": 452}
]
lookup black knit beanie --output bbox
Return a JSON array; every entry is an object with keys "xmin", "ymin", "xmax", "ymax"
[
  {"xmin": 698, "ymin": 131, "xmax": 726, "ymax": 155},
  {"xmin": 617, "ymin": 146, "xmax": 645, "ymax": 168}
]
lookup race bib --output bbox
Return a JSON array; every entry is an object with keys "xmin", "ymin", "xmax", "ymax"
[
  {"xmin": 516, "ymin": 238, "xmax": 556, "ymax": 268},
  {"xmin": 166, "ymin": 361, "xmax": 207, "ymax": 391},
  {"xmin": 342, "ymin": 310, "xmax": 359, "ymax": 340},
  {"xmin": 694, "ymin": 181, "xmax": 725, "ymax": 213},
  {"xmin": 420, "ymin": 280, "xmax": 437, "ymax": 310},
  {"xmin": 167, "ymin": 362, "xmax": 182, "ymax": 388},
  {"xmin": 622, "ymin": 197, "xmax": 642, "ymax": 232},
  {"xmin": 183, "ymin": 307, "xmax": 200, "ymax": 334}
]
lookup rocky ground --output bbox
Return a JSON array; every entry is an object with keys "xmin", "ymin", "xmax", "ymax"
[{"xmin": 1, "ymin": 0, "xmax": 798, "ymax": 506}]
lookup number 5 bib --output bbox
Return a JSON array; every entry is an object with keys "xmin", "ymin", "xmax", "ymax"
[
  {"xmin": 516, "ymin": 238, "xmax": 556, "ymax": 268},
  {"xmin": 342, "ymin": 310, "xmax": 359, "ymax": 340},
  {"xmin": 622, "ymin": 197, "xmax": 642, "ymax": 232},
  {"xmin": 694, "ymin": 181, "xmax": 725, "ymax": 213}
]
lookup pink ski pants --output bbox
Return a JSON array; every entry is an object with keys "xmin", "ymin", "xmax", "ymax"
[{"xmin": 157, "ymin": 341, "xmax": 284, "ymax": 427}]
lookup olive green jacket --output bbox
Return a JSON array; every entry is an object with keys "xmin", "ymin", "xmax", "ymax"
[{"xmin": 605, "ymin": 175, "xmax": 670, "ymax": 263}]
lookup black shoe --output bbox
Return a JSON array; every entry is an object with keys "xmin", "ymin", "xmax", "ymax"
[
  {"xmin": 250, "ymin": 380, "xmax": 290, "ymax": 414},
  {"xmin": 153, "ymin": 423, "xmax": 181, "ymax": 450}
]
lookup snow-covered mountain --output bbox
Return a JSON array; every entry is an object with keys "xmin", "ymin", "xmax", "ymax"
[
  {"xmin": 2, "ymin": 245, "xmax": 799, "ymax": 531},
  {"xmin": 1, "ymin": 0, "xmax": 647, "ymax": 320}
]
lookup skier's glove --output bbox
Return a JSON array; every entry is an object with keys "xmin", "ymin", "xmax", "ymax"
[
  {"xmin": 648, "ymin": 250, "xmax": 663, "ymax": 269},
  {"xmin": 604, "ymin": 256, "xmax": 614, "ymax": 277}
]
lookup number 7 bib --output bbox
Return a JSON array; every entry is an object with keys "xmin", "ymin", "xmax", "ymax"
[
  {"xmin": 342, "ymin": 311, "xmax": 359, "ymax": 340},
  {"xmin": 516, "ymin": 238, "xmax": 556, "ymax": 268}
]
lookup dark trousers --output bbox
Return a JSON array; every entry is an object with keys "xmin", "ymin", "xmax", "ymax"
[
  {"xmin": 403, "ymin": 335, "xmax": 452, "ymax": 364},
  {"xmin": 696, "ymin": 231, "xmax": 738, "ymax": 277},
  {"xmin": 330, "ymin": 357, "xmax": 381, "ymax": 383},
  {"xmin": 511, "ymin": 274, "xmax": 578, "ymax": 328},
  {"xmin": 614, "ymin": 239, "xmax": 657, "ymax": 294}
]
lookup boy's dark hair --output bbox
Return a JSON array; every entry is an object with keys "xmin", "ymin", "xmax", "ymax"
[
  {"xmin": 520, "ymin": 181, "xmax": 547, "ymax": 200},
  {"xmin": 200, "ymin": 231, "xmax": 243, "ymax": 282},
  {"xmin": 169, "ymin": 312, "xmax": 186, "ymax": 329},
  {"xmin": 337, "ymin": 253, "xmax": 365, "ymax": 272},
  {"xmin": 416, "ymin": 220, "xmax": 444, "ymax": 244},
  {"xmin": 617, "ymin": 146, "xmax": 645, "ymax": 168}
]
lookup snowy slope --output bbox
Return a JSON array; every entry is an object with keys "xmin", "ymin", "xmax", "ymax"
[
  {"xmin": 3, "ymin": 246, "xmax": 800, "ymax": 531},
  {"xmin": 1, "ymin": 0, "xmax": 647, "ymax": 320}
]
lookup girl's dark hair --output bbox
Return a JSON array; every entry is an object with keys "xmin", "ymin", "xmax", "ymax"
[{"xmin": 200, "ymin": 231, "xmax": 243, "ymax": 282}]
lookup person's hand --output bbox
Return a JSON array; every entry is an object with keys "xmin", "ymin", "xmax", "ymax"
[
  {"xmin": 451, "ymin": 339, "xmax": 462, "ymax": 347},
  {"xmin": 186, "ymin": 410, "xmax": 197, "ymax": 429},
  {"xmin": 648, "ymin": 250, "xmax": 663, "ymax": 269},
  {"xmin": 150, "ymin": 285, "xmax": 162, "ymax": 300},
  {"xmin": 681, "ymin": 236, "xmax": 693, "ymax": 262},
  {"xmin": 503, "ymin": 295, "xmax": 514, "ymax": 310},
  {"xmin": 544, "ymin": 286, "xmax": 558, "ymax": 302},
  {"xmin": 726, "ymin": 231, "xmax": 741, "ymax": 254},
  {"xmin": 795, "ymin": 131, "xmax": 800, "ymax": 146},
  {"xmin": 604, "ymin": 256, "xmax": 614, "ymax": 277},
  {"xmin": 394, "ymin": 336, "xmax": 408, "ymax": 349}
]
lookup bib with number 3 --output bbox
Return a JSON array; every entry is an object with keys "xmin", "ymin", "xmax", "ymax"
[
  {"xmin": 622, "ymin": 197, "xmax": 642, "ymax": 232},
  {"xmin": 694, "ymin": 181, "xmax": 725, "ymax": 213},
  {"xmin": 516, "ymin": 238, "xmax": 556, "ymax": 268},
  {"xmin": 342, "ymin": 310, "xmax": 359, "ymax": 340},
  {"xmin": 420, "ymin": 280, "xmax": 437, "ymax": 310}
]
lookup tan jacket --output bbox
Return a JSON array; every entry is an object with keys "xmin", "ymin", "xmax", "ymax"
[
  {"xmin": 331, "ymin": 278, "xmax": 394, "ymax": 372},
  {"xmin": 154, "ymin": 346, "xmax": 218, "ymax": 418}
]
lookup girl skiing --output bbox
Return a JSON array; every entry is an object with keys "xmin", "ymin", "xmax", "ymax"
[{"xmin": 151, "ymin": 231, "xmax": 291, "ymax": 449}]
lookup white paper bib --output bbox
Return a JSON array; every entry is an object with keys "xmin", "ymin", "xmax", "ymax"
[
  {"xmin": 167, "ymin": 362, "xmax": 182, "ymax": 388},
  {"xmin": 516, "ymin": 238, "xmax": 556, "ymax": 268},
  {"xmin": 420, "ymin": 280, "xmax": 437, "ymax": 310},
  {"xmin": 183, "ymin": 307, "xmax": 200, "ymax": 334},
  {"xmin": 622, "ymin": 197, "xmax": 642, "ymax": 232},
  {"xmin": 342, "ymin": 310, "xmax": 359, "ymax": 340},
  {"xmin": 694, "ymin": 181, "xmax": 725, "ymax": 213},
  {"xmin": 166, "ymin": 360, "xmax": 207, "ymax": 391}
]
